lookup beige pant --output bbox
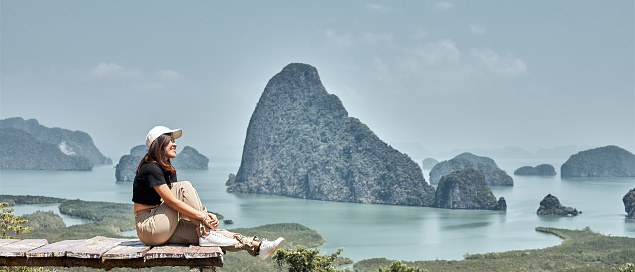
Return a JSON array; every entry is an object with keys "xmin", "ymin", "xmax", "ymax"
[{"xmin": 135, "ymin": 181, "xmax": 258, "ymax": 256}]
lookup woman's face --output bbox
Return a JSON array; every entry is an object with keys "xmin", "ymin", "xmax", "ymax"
[{"xmin": 164, "ymin": 135, "xmax": 177, "ymax": 159}]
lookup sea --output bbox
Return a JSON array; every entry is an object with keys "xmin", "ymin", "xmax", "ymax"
[{"xmin": 1, "ymin": 158, "xmax": 633, "ymax": 263}]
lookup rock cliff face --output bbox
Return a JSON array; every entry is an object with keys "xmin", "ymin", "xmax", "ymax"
[
  {"xmin": 624, "ymin": 189, "xmax": 635, "ymax": 219},
  {"xmin": 514, "ymin": 164, "xmax": 556, "ymax": 176},
  {"xmin": 0, "ymin": 127, "xmax": 92, "ymax": 170},
  {"xmin": 433, "ymin": 168, "xmax": 506, "ymax": 210},
  {"xmin": 0, "ymin": 117, "xmax": 111, "ymax": 165},
  {"xmin": 429, "ymin": 153, "xmax": 513, "ymax": 186},
  {"xmin": 172, "ymin": 146, "xmax": 209, "ymax": 170},
  {"xmin": 561, "ymin": 145, "xmax": 635, "ymax": 178},
  {"xmin": 115, "ymin": 145, "xmax": 208, "ymax": 181},
  {"xmin": 226, "ymin": 63, "xmax": 435, "ymax": 206},
  {"xmin": 115, "ymin": 154, "xmax": 142, "ymax": 182},
  {"xmin": 537, "ymin": 194, "xmax": 579, "ymax": 216}
]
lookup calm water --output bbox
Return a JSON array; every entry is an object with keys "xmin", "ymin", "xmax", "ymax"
[{"xmin": 1, "ymin": 158, "xmax": 633, "ymax": 262}]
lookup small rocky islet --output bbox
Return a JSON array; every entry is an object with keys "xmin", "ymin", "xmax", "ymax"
[
  {"xmin": 537, "ymin": 194, "xmax": 580, "ymax": 216},
  {"xmin": 514, "ymin": 164, "xmax": 556, "ymax": 176}
]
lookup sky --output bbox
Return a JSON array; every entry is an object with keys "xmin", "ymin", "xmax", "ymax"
[{"xmin": 1, "ymin": 1, "xmax": 634, "ymax": 164}]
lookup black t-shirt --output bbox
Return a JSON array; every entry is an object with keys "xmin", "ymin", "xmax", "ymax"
[{"xmin": 132, "ymin": 162, "xmax": 177, "ymax": 205}]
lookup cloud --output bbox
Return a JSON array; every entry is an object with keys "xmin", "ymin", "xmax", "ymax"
[
  {"xmin": 324, "ymin": 29, "xmax": 354, "ymax": 48},
  {"xmin": 157, "ymin": 69, "xmax": 182, "ymax": 79},
  {"xmin": 470, "ymin": 24, "xmax": 487, "ymax": 35},
  {"xmin": 410, "ymin": 29, "xmax": 429, "ymax": 40},
  {"xmin": 365, "ymin": 3, "xmax": 393, "ymax": 13},
  {"xmin": 434, "ymin": 2, "xmax": 453, "ymax": 10},
  {"xmin": 359, "ymin": 32, "xmax": 393, "ymax": 44},
  {"xmin": 410, "ymin": 39, "xmax": 461, "ymax": 65},
  {"xmin": 85, "ymin": 63, "xmax": 186, "ymax": 93},
  {"xmin": 323, "ymin": 30, "xmax": 392, "ymax": 48},
  {"xmin": 470, "ymin": 48, "xmax": 527, "ymax": 76},
  {"xmin": 90, "ymin": 62, "xmax": 142, "ymax": 78}
]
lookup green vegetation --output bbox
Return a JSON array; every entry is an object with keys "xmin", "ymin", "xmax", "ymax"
[
  {"xmin": 1, "ymin": 202, "xmax": 34, "ymax": 239},
  {"xmin": 376, "ymin": 261, "xmax": 428, "ymax": 272},
  {"xmin": 20, "ymin": 211, "xmax": 66, "ymax": 229},
  {"xmin": 273, "ymin": 246, "xmax": 348, "ymax": 272},
  {"xmin": 0, "ymin": 195, "xmax": 66, "ymax": 206},
  {"xmin": 355, "ymin": 227, "xmax": 635, "ymax": 272},
  {"xmin": 561, "ymin": 145, "xmax": 635, "ymax": 177},
  {"xmin": 3, "ymin": 195, "xmax": 635, "ymax": 272},
  {"xmin": 1, "ymin": 202, "xmax": 46, "ymax": 272}
]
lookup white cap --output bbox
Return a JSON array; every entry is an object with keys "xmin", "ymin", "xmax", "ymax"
[{"xmin": 146, "ymin": 126, "xmax": 183, "ymax": 147}]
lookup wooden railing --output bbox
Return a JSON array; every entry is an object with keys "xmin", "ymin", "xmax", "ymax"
[{"xmin": 0, "ymin": 236, "xmax": 222, "ymax": 272}]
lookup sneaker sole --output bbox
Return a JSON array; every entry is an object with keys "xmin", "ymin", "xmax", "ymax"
[
  {"xmin": 199, "ymin": 240, "xmax": 238, "ymax": 247},
  {"xmin": 258, "ymin": 238, "xmax": 285, "ymax": 262}
]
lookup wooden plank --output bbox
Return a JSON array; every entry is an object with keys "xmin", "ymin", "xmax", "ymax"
[
  {"xmin": 1, "ymin": 255, "xmax": 223, "ymax": 269},
  {"xmin": 26, "ymin": 239, "xmax": 86, "ymax": 258},
  {"xmin": 0, "ymin": 239, "xmax": 48, "ymax": 257},
  {"xmin": 184, "ymin": 245, "xmax": 223, "ymax": 259},
  {"xmin": 144, "ymin": 244, "xmax": 188, "ymax": 259},
  {"xmin": 67, "ymin": 237, "xmax": 128, "ymax": 259},
  {"xmin": 0, "ymin": 239, "xmax": 19, "ymax": 247},
  {"xmin": 102, "ymin": 239, "xmax": 150, "ymax": 260}
]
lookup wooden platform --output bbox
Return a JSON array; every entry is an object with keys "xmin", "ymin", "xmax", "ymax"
[{"xmin": 0, "ymin": 236, "xmax": 222, "ymax": 271}]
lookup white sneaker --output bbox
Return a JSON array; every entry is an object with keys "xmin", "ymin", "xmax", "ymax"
[
  {"xmin": 257, "ymin": 237, "xmax": 285, "ymax": 262},
  {"xmin": 199, "ymin": 231, "xmax": 238, "ymax": 247}
]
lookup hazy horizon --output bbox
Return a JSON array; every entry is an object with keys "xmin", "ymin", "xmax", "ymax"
[{"xmin": 2, "ymin": 1, "xmax": 633, "ymax": 164}]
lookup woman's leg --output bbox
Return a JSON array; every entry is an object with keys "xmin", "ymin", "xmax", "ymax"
[
  {"xmin": 136, "ymin": 181, "xmax": 205, "ymax": 245},
  {"xmin": 216, "ymin": 229, "xmax": 259, "ymax": 256},
  {"xmin": 135, "ymin": 205, "xmax": 181, "ymax": 246},
  {"xmin": 168, "ymin": 181, "xmax": 207, "ymax": 242}
]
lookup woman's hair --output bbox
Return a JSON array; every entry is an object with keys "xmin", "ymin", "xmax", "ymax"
[{"xmin": 136, "ymin": 133, "xmax": 176, "ymax": 175}]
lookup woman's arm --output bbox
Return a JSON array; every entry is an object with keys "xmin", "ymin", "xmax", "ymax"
[{"xmin": 154, "ymin": 184, "xmax": 219, "ymax": 229}]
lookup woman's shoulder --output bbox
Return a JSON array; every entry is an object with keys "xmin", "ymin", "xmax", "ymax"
[{"xmin": 138, "ymin": 162, "xmax": 162, "ymax": 173}]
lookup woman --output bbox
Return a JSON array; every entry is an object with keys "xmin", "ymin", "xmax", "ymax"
[{"xmin": 133, "ymin": 126, "xmax": 284, "ymax": 261}]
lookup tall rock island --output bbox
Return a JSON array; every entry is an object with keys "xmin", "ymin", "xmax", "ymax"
[
  {"xmin": 433, "ymin": 168, "xmax": 506, "ymax": 210},
  {"xmin": 561, "ymin": 145, "xmax": 635, "ymax": 178},
  {"xmin": 429, "ymin": 152, "xmax": 513, "ymax": 186},
  {"xmin": 226, "ymin": 63, "xmax": 435, "ymax": 206}
]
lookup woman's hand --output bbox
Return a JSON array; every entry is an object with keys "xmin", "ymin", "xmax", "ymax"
[{"xmin": 203, "ymin": 212, "xmax": 219, "ymax": 231}]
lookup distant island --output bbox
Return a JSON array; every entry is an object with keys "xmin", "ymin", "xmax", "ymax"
[
  {"xmin": 421, "ymin": 158, "xmax": 439, "ymax": 169},
  {"xmin": 0, "ymin": 117, "xmax": 111, "ymax": 166},
  {"xmin": 514, "ymin": 164, "xmax": 556, "ymax": 176},
  {"xmin": 226, "ymin": 63, "xmax": 436, "ymax": 207},
  {"xmin": 0, "ymin": 122, "xmax": 105, "ymax": 171},
  {"xmin": 561, "ymin": 145, "xmax": 635, "ymax": 178},
  {"xmin": 115, "ymin": 145, "xmax": 209, "ymax": 181},
  {"xmin": 429, "ymin": 152, "xmax": 513, "ymax": 186}
]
